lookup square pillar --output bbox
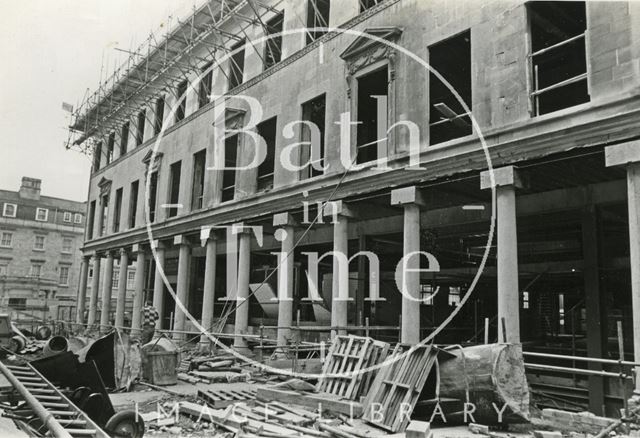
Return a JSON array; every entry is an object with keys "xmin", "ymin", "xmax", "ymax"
[
  {"xmin": 606, "ymin": 142, "xmax": 640, "ymax": 391},
  {"xmin": 325, "ymin": 201, "xmax": 355, "ymax": 339},
  {"xmin": 152, "ymin": 240, "xmax": 166, "ymax": 330},
  {"xmin": 87, "ymin": 254, "xmax": 101, "ymax": 326},
  {"xmin": 100, "ymin": 251, "xmax": 115, "ymax": 333},
  {"xmin": 115, "ymin": 249, "xmax": 129, "ymax": 329},
  {"xmin": 75, "ymin": 255, "xmax": 90, "ymax": 326},
  {"xmin": 234, "ymin": 224, "xmax": 252, "ymax": 352},
  {"xmin": 131, "ymin": 244, "xmax": 147, "ymax": 335},
  {"xmin": 173, "ymin": 235, "xmax": 192, "ymax": 341},
  {"xmin": 199, "ymin": 230, "xmax": 218, "ymax": 350},
  {"xmin": 391, "ymin": 186, "xmax": 425, "ymax": 344},
  {"xmin": 481, "ymin": 166, "xmax": 523, "ymax": 344},
  {"xmin": 274, "ymin": 213, "xmax": 297, "ymax": 352}
]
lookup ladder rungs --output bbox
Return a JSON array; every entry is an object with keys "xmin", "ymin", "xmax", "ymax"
[
  {"xmin": 6, "ymin": 366, "xmax": 30, "ymax": 371},
  {"xmin": 23, "ymin": 383, "xmax": 48, "ymax": 388},
  {"xmin": 63, "ymin": 429, "xmax": 96, "ymax": 435},
  {"xmin": 49, "ymin": 410, "xmax": 76, "ymax": 416},
  {"xmin": 29, "ymin": 389, "xmax": 56, "ymax": 394},
  {"xmin": 11, "ymin": 371, "xmax": 37, "ymax": 377},
  {"xmin": 35, "ymin": 395, "xmax": 63, "ymax": 401},
  {"xmin": 58, "ymin": 420, "xmax": 87, "ymax": 426},
  {"xmin": 16, "ymin": 376, "xmax": 42, "ymax": 382},
  {"xmin": 41, "ymin": 402, "xmax": 69, "ymax": 408}
]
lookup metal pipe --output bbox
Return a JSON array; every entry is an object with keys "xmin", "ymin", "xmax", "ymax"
[
  {"xmin": 523, "ymin": 351, "xmax": 640, "ymax": 368},
  {"xmin": 0, "ymin": 361, "xmax": 73, "ymax": 438},
  {"xmin": 525, "ymin": 363, "xmax": 632, "ymax": 379}
]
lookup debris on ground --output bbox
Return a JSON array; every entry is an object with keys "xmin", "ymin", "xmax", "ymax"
[{"xmin": 0, "ymin": 323, "xmax": 637, "ymax": 438}]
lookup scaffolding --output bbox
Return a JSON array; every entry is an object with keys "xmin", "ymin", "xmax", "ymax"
[{"xmin": 65, "ymin": 0, "xmax": 284, "ymax": 157}]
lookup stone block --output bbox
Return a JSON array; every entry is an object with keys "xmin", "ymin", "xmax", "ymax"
[
  {"xmin": 606, "ymin": 141, "xmax": 640, "ymax": 167},
  {"xmin": 533, "ymin": 431, "xmax": 563, "ymax": 438},
  {"xmin": 480, "ymin": 166, "xmax": 523, "ymax": 190},
  {"xmin": 406, "ymin": 420, "xmax": 431, "ymax": 438},
  {"xmin": 390, "ymin": 186, "xmax": 425, "ymax": 206}
]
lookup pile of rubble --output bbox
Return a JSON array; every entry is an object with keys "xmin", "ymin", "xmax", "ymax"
[
  {"xmin": 132, "ymin": 334, "xmax": 531, "ymax": 437},
  {"xmin": 2, "ymin": 325, "xmax": 639, "ymax": 438}
]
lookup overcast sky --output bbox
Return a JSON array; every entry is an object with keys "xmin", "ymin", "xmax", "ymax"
[{"xmin": 0, "ymin": 1, "xmax": 195, "ymax": 202}]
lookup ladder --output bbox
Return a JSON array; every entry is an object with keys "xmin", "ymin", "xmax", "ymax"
[{"xmin": 0, "ymin": 360, "xmax": 110, "ymax": 438}]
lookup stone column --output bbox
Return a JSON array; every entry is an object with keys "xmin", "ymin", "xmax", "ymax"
[
  {"xmin": 199, "ymin": 232, "xmax": 218, "ymax": 350},
  {"xmin": 173, "ymin": 235, "xmax": 191, "ymax": 341},
  {"xmin": 131, "ymin": 244, "xmax": 146, "ymax": 335},
  {"xmin": 326, "ymin": 201, "xmax": 354, "ymax": 339},
  {"xmin": 100, "ymin": 251, "xmax": 115, "ymax": 332},
  {"xmin": 234, "ymin": 225, "xmax": 252, "ymax": 352},
  {"xmin": 75, "ymin": 255, "xmax": 90, "ymax": 326},
  {"xmin": 115, "ymin": 249, "xmax": 129, "ymax": 329},
  {"xmin": 481, "ymin": 166, "xmax": 522, "ymax": 344},
  {"xmin": 391, "ymin": 187, "xmax": 425, "ymax": 344},
  {"xmin": 273, "ymin": 213, "xmax": 296, "ymax": 352},
  {"xmin": 96, "ymin": 199, "xmax": 105, "ymax": 237},
  {"xmin": 87, "ymin": 254, "xmax": 101, "ymax": 326},
  {"xmin": 606, "ymin": 142, "xmax": 640, "ymax": 391},
  {"xmin": 152, "ymin": 241, "xmax": 166, "ymax": 329}
]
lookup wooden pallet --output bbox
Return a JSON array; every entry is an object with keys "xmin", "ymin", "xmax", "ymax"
[
  {"xmin": 198, "ymin": 388, "xmax": 257, "ymax": 408},
  {"xmin": 176, "ymin": 358, "xmax": 191, "ymax": 373},
  {"xmin": 317, "ymin": 336, "xmax": 391, "ymax": 401},
  {"xmin": 362, "ymin": 344, "xmax": 438, "ymax": 433},
  {"xmin": 356, "ymin": 340, "xmax": 390, "ymax": 400},
  {"xmin": 316, "ymin": 335, "xmax": 375, "ymax": 400}
]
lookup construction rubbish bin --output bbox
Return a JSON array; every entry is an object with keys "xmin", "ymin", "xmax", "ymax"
[
  {"xmin": 141, "ymin": 336, "xmax": 178, "ymax": 385},
  {"xmin": 143, "ymin": 350, "xmax": 178, "ymax": 385}
]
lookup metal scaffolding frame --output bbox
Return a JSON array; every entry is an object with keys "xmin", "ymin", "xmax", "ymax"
[{"xmin": 66, "ymin": 0, "xmax": 284, "ymax": 158}]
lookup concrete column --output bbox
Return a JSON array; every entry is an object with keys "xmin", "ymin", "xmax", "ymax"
[
  {"xmin": 100, "ymin": 251, "xmax": 115, "ymax": 332},
  {"xmin": 115, "ymin": 249, "xmax": 129, "ymax": 329},
  {"xmin": 234, "ymin": 226, "xmax": 252, "ymax": 351},
  {"xmin": 152, "ymin": 241, "xmax": 166, "ymax": 329},
  {"xmin": 199, "ymin": 234, "xmax": 218, "ymax": 349},
  {"xmin": 326, "ymin": 201, "xmax": 354, "ymax": 339},
  {"xmin": 75, "ymin": 255, "xmax": 90, "ymax": 326},
  {"xmin": 606, "ymin": 142, "xmax": 640, "ymax": 391},
  {"xmin": 87, "ymin": 255, "xmax": 101, "ymax": 326},
  {"xmin": 391, "ymin": 187, "xmax": 425, "ymax": 344},
  {"xmin": 481, "ymin": 166, "xmax": 522, "ymax": 344},
  {"xmin": 131, "ymin": 245, "xmax": 146, "ymax": 335},
  {"xmin": 173, "ymin": 235, "xmax": 191, "ymax": 341},
  {"xmin": 274, "ymin": 213, "xmax": 297, "ymax": 352}
]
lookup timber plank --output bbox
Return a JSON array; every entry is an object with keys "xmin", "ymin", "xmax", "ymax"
[{"xmin": 256, "ymin": 386, "xmax": 363, "ymax": 416}]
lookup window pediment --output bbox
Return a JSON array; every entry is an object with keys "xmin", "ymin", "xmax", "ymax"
[
  {"xmin": 97, "ymin": 177, "xmax": 112, "ymax": 197},
  {"xmin": 340, "ymin": 27, "xmax": 403, "ymax": 74},
  {"xmin": 142, "ymin": 151, "xmax": 163, "ymax": 173}
]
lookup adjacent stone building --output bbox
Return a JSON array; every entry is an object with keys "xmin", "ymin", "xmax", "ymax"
[
  {"xmin": 0, "ymin": 177, "xmax": 86, "ymax": 322},
  {"xmin": 68, "ymin": 0, "xmax": 640, "ymax": 415}
]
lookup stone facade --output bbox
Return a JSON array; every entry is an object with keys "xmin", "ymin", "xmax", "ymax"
[
  {"xmin": 71, "ymin": 0, "xmax": 640, "ymax": 414},
  {"xmin": 0, "ymin": 177, "xmax": 85, "ymax": 322}
]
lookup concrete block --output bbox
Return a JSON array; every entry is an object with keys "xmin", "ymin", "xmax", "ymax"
[
  {"xmin": 533, "ymin": 431, "xmax": 563, "ymax": 438},
  {"xmin": 406, "ymin": 420, "xmax": 431, "ymax": 438},
  {"xmin": 605, "ymin": 141, "xmax": 640, "ymax": 167},
  {"xmin": 480, "ymin": 165, "xmax": 523, "ymax": 190},
  {"xmin": 273, "ymin": 212, "xmax": 297, "ymax": 227},
  {"xmin": 322, "ymin": 200, "xmax": 355, "ymax": 218},
  {"xmin": 469, "ymin": 423, "xmax": 490, "ymax": 435},
  {"xmin": 390, "ymin": 186, "xmax": 425, "ymax": 207}
]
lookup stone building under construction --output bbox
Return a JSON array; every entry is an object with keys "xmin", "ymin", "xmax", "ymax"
[{"xmin": 67, "ymin": 0, "xmax": 640, "ymax": 416}]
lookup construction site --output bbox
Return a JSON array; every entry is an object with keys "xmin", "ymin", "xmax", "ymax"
[{"xmin": 2, "ymin": 0, "xmax": 640, "ymax": 436}]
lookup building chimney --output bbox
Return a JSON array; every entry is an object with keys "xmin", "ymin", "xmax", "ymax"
[{"xmin": 19, "ymin": 177, "xmax": 42, "ymax": 201}]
